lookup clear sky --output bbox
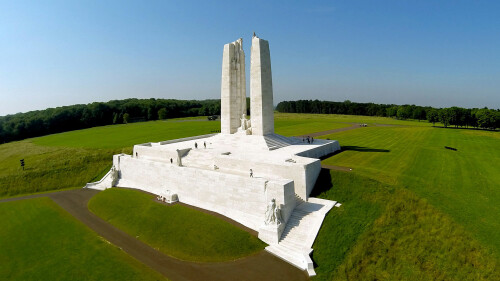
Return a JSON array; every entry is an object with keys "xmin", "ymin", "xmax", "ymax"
[{"xmin": 1, "ymin": 0, "xmax": 499, "ymax": 116}]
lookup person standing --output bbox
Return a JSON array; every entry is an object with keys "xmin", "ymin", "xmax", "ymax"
[
  {"xmin": 250, "ymin": 169, "xmax": 253, "ymax": 178},
  {"xmin": 195, "ymin": 142, "xmax": 198, "ymax": 149}
]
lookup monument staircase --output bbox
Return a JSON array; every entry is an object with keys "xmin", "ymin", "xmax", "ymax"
[
  {"xmin": 264, "ymin": 134, "xmax": 299, "ymax": 150},
  {"xmin": 265, "ymin": 196, "xmax": 336, "ymax": 276}
]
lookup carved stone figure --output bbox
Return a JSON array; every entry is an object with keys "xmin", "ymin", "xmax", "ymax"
[
  {"xmin": 274, "ymin": 203, "xmax": 282, "ymax": 225},
  {"xmin": 265, "ymin": 199, "xmax": 277, "ymax": 225},
  {"xmin": 240, "ymin": 114, "xmax": 247, "ymax": 130},
  {"xmin": 110, "ymin": 165, "xmax": 119, "ymax": 187}
]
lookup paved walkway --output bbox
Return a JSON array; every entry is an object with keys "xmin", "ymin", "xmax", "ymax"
[{"xmin": 1, "ymin": 189, "xmax": 308, "ymax": 281}]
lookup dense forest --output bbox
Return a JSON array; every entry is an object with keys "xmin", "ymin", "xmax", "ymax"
[
  {"xmin": 0, "ymin": 99, "xmax": 220, "ymax": 143},
  {"xmin": 276, "ymin": 100, "xmax": 500, "ymax": 130},
  {"xmin": 1, "ymin": 98, "xmax": 498, "ymax": 144}
]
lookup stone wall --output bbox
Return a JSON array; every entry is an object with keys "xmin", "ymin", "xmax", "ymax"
[{"xmin": 115, "ymin": 155, "xmax": 295, "ymax": 231}]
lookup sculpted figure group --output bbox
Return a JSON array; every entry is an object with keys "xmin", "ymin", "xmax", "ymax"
[{"xmin": 265, "ymin": 198, "xmax": 282, "ymax": 226}]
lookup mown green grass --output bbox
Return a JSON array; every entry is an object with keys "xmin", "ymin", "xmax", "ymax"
[
  {"xmin": 0, "ymin": 197, "xmax": 167, "ymax": 281},
  {"xmin": 0, "ymin": 141, "xmax": 122, "ymax": 197},
  {"xmin": 88, "ymin": 188, "xmax": 266, "ymax": 262},
  {"xmin": 32, "ymin": 120, "xmax": 221, "ymax": 149},
  {"xmin": 311, "ymin": 171, "xmax": 500, "ymax": 281},
  {"xmin": 274, "ymin": 118, "xmax": 351, "ymax": 137},
  {"xmin": 275, "ymin": 112, "xmax": 436, "ymax": 127},
  {"xmin": 0, "ymin": 119, "xmax": 220, "ymax": 198},
  {"xmin": 320, "ymin": 126, "xmax": 500, "ymax": 257},
  {"xmin": 0, "ymin": 112, "xmax": 498, "ymax": 280}
]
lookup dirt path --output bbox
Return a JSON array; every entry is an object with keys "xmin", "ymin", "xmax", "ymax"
[{"xmin": 2, "ymin": 189, "xmax": 308, "ymax": 281}]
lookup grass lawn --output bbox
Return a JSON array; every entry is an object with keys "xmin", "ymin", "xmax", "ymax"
[
  {"xmin": 319, "ymin": 126, "xmax": 500, "ymax": 257},
  {"xmin": 88, "ymin": 188, "xmax": 266, "ymax": 262},
  {"xmin": 311, "ymin": 170, "xmax": 500, "ymax": 281},
  {"xmin": 0, "ymin": 119, "xmax": 220, "ymax": 198},
  {"xmin": 1, "ymin": 112, "xmax": 499, "ymax": 280},
  {"xmin": 0, "ymin": 197, "xmax": 167, "ymax": 281}
]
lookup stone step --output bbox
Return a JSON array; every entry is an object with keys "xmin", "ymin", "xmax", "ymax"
[
  {"xmin": 265, "ymin": 246, "xmax": 305, "ymax": 270},
  {"xmin": 279, "ymin": 239, "xmax": 306, "ymax": 249}
]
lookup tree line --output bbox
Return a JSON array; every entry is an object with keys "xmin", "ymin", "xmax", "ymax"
[
  {"xmin": 0, "ymin": 98, "xmax": 221, "ymax": 143},
  {"xmin": 276, "ymin": 100, "xmax": 499, "ymax": 130}
]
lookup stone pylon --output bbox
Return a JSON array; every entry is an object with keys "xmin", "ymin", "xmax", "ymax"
[
  {"xmin": 250, "ymin": 35, "xmax": 274, "ymax": 136},
  {"xmin": 221, "ymin": 38, "xmax": 246, "ymax": 134}
]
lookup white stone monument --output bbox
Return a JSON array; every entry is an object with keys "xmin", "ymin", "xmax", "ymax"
[
  {"xmin": 221, "ymin": 38, "xmax": 246, "ymax": 134},
  {"xmin": 85, "ymin": 34, "xmax": 342, "ymax": 276},
  {"xmin": 250, "ymin": 34, "xmax": 275, "ymax": 136}
]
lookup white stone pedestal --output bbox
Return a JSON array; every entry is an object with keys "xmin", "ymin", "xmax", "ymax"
[{"xmin": 258, "ymin": 223, "xmax": 285, "ymax": 245}]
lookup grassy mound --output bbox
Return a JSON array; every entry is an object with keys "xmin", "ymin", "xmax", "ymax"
[
  {"xmin": 311, "ymin": 171, "xmax": 500, "ymax": 281},
  {"xmin": 88, "ymin": 188, "xmax": 266, "ymax": 262},
  {"xmin": 0, "ymin": 197, "xmax": 167, "ymax": 281},
  {"xmin": 320, "ymin": 126, "xmax": 500, "ymax": 257}
]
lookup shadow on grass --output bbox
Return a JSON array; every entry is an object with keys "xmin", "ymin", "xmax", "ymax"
[
  {"xmin": 310, "ymin": 168, "xmax": 333, "ymax": 197},
  {"xmin": 342, "ymin": 146, "xmax": 390, "ymax": 153},
  {"xmin": 319, "ymin": 146, "xmax": 390, "ymax": 162}
]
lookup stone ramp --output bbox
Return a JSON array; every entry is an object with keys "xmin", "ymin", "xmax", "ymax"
[{"xmin": 266, "ymin": 197, "xmax": 336, "ymax": 276}]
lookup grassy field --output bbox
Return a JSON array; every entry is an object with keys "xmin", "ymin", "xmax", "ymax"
[
  {"xmin": 319, "ymin": 125, "xmax": 500, "ymax": 258},
  {"xmin": 0, "ymin": 119, "xmax": 220, "ymax": 198},
  {"xmin": 88, "ymin": 188, "xmax": 265, "ymax": 262},
  {"xmin": 1, "ymin": 112, "xmax": 499, "ymax": 280},
  {"xmin": 32, "ymin": 120, "xmax": 221, "ymax": 149},
  {"xmin": 0, "ymin": 197, "xmax": 167, "ymax": 281},
  {"xmin": 0, "ymin": 113, "xmax": 371, "ymax": 198},
  {"xmin": 311, "ymin": 171, "xmax": 500, "ymax": 281}
]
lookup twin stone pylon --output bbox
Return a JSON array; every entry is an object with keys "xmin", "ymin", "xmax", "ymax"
[{"xmin": 220, "ymin": 34, "xmax": 274, "ymax": 136}]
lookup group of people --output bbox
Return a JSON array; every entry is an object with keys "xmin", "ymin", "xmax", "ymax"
[
  {"xmin": 194, "ymin": 141, "xmax": 207, "ymax": 149},
  {"xmin": 302, "ymin": 136, "xmax": 314, "ymax": 144}
]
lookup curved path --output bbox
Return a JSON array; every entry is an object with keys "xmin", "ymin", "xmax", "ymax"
[{"xmin": 1, "ymin": 189, "xmax": 308, "ymax": 281}]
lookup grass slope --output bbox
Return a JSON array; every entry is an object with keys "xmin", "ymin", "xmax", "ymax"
[
  {"xmin": 311, "ymin": 171, "xmax": 500, "ymax": 281},
  {"xmin": 0, "ymin": 119, "xmax": 220, "ymax": 198},
  {"xmin": 0, "ymin": 197, "xmax": 167, "ymax": 281},
  {"xmin": 32, "ymin": 120, "xmax": 220, "ymax": 149},
  {"xmin": 88, "ymin": 188, "xmax": 265, "ymax": 262},
  {"xmin": 320, "ymin": 126, "xmax": 500, "ymax": 257}
]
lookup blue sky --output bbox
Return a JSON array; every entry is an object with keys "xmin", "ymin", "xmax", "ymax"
[{"xmin": 1, "ymin": 0, "xmax": 499, "ymax": 116}]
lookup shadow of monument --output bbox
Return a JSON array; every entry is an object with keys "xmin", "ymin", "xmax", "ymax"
[
  {"xmin": 309, "ymin": 168, "xmax": 334, "ymax": 197},
  {"xmin": 341, "ymin": 146, "xmax": 390, "ymax": 153},
  {"xmin": 319, "ymin": 146, "xmax": 390, "ymax": 162}
]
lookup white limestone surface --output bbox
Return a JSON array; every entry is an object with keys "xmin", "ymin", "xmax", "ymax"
[
  {"xmin": 221, "ymin": 38, "xmax": 246, "ymax": 134},
  {"xmin": 128, "ymin": 133, "xmax": 339, "ymax": 200},
  {"xmin": 250, "ymin": 36, "xmax": 274, "ymax": 136},
  {"xmin": 266, "ymin": 197, "xmax": 336, "ymax": 276}
]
